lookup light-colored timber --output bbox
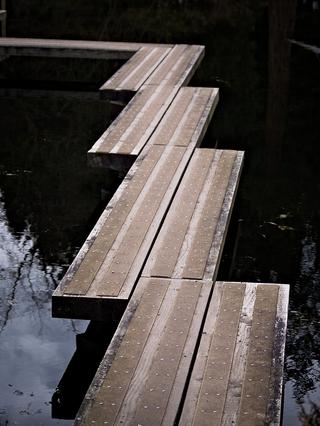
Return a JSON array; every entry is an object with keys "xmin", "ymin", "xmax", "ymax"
[
  {"xmin": 88, "ymin": 85, "xmax": 217, "ymax": 169},
  {"xmin": 150, "ymin": 87, "xmax": 219, "ymax": 148},
  {"xmin": 144, "ymin": 44, "xmax": 204, "ymax": 87},
  {"xmin": 143, "ymin": 148, "xmax": 244, "ymax": 280},
  {"xmin": 53, "ymin": 87, "xmax": 219, "ymax": 320},
  {"xmin": 179, "ymin": 281, "xmax": 289, "ymax": 426},
  {"xmin": 74, "ymin": 277, "xmax": 213, "ymax": 426},
  {"xmin": 52, "ymin": 146, "xmax": 193, "ymax": 319},
  {"xmin": 99, "ymin": 46, "xmax": 171, "ymax": 97},
  {"xmin": 88, "ymin": 85, "xmax": 179, "ymax": 168},
  {"xmin": 0, "ymin": 37, "xmax": 173, "ymax": 59}
]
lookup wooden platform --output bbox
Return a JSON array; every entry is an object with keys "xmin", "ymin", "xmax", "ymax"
[
  {"xmin": 74, "ymin": 281, "xmax": 289, "ymax": 425},
  {"xmin": 52, "ymin": 88, "xmax": 220, "ymax": 320},
  {"xmin": 88, "ymin": 86, "xmax": 218, "ymax": 169},
  {"xmin": 100, "ymin": 44, "xmax": 204, "ymax": 100},
  {"xmin": 180, "ymin": 281, "xmax": 289, "ymax": 426},
  {"xmin": 0, "ymin": 38, "xmax": 206, "ymax": 166},
  {"xmin": 4, "ymin": 37, "xmax": 288, "ymax": 424},
  {"xmin": 143, "ymin": 148, "xmax": 243, "ymax": 281}
]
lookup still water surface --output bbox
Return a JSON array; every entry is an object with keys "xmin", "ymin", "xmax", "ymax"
[{"xmin": 0, "ymin": 1, "xmax": 320, "ymax": 424}]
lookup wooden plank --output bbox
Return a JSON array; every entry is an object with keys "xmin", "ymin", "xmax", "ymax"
[
  {"xmin": 143, "ymin": 149, "xmax": 244, "ymax": 280},
  {"xmin": 179, "ymin": 281, "xmax": 289, "ymax": 426},
  {"xmin": 74, "ymin": 278, "xmax": 213, "ymax": 426},
  {"xmin": 100, "ymin": 46, "xmax": 171, "ymax": 94},
  {"xmin": 151, "ymin": 87, "xmax": 219, "ymax": 148},
  {"xmin": 144, "ymin": 44, "xmax": 205, "ymax": 87},
  {"xmin": 88, "ymin": 85, "xmax": 179, "ymax": 162},
  {"xmin": 0, "ymin": 37, "xmax": 173, "ymax": 59},
  {"xmin": 91, "ymin": 84, "xmax": 218, "ymax": 169},
  {"xmin": 89, "ymin": 44, "xmax": 206, "ymax": 166},
  {"xmin": 53, "ymin": 145, "xmax": 197, "ymax": 318}
]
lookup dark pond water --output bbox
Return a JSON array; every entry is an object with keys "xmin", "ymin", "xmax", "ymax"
[{"xmin": 0, "ymin": 1, "xmax": 319, "ymax": 424}]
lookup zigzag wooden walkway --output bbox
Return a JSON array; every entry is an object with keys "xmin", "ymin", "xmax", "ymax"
[{"xmin": 0, "ymin": 38, "xmax": 289, "ymax": 425}]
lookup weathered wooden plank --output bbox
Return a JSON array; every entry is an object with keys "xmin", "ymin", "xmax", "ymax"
[
  {"xmin": 92, "ymin": 147, "xmax": 186, "ymax": 298},
  {"xmin": 88, "ymin": 85, "xmax": 179, "ymax": 165},
  {"xmin": 53, "ymin": 145, "xmax": 197, "ymax": 318},
  {"xmin": 179, "ymin": 281, "xmax": 289, "ymax": 426},
  {"xmin": 88, "ymin": 44, "xmax": 206, "ymax": 167},
  {"xmin": 100, "ymin": 46, "xmax": 171, "ymax": 94},
  {"xmin": 144, "ymin": 44, "xmax": 205, "ymax": 87},
  {"xmin": 143, "ymin": 149, "xmax": 244, "ymax": 280},
  {"xmin": 74, "ymin": 278, "xmax": 213, "ymax": 426},
  {"xmin": 0, "ymin": 37, "xmax": 173, "ymax": 59},
  {"xmin": 151, "ymin": 87, "xmax": 219, "ymax": 148},
  {"xmin": 236, "ymin": 284, "xmax": 279, "ymax": 426}
]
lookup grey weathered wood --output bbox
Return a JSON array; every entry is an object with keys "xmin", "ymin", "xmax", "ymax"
[
  {"xmin": 144, "ymin": 44, "xmax": 205, "ymax": 87},
  {"xmin": 143, "ymin": 149, "xmax": 244, "ymax": 281},
  {"xmin": 89, "ymin": 86, "xmax": 218, "ymax": 169},
  {"xmin": 179, "ymin": 281, "xmax": 289, "ymax": 426},
  {"xmin": 151, "ymin": 87, "xmax": 219, "ymax": 148},
  {"xmin": 0, "ymin": 37, "xmax": 172, "ymax": 59},
  {"xmin": 100, "ymin": 46, "xmax": 171, "ymax": 95},
  {"xmin": 54, "ymin": 85, "xmax": 220, "ymax": 319},
  {"xmin": 74, "ymin": 277, "xmax": 213, "ymax": 426},
  {"xmin": 53, "ymin": 145, "xmax": 196, "ymax": 319},
  {"xmin": 88, "ymin": 85, "xmax": 179, "ymax": 167},
  {"xmin": 89, "ymin": 44, "xmax": 206, "ymax": 167}
]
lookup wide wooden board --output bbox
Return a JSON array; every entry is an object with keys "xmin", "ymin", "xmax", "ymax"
[
  {"xmin": 143, "ymin": 149, "xmax": 244, "ymax": 281},
  {"xmin": 100, "ymin": 46, "xmax": 171, "ymax": 93},
  {"xmin": 179, "ymin": 281, "xmax": 289, "ymax": 426},
  {"xmin": 74, "ymin": 278, "xmax": 213, "ymax": 426}
]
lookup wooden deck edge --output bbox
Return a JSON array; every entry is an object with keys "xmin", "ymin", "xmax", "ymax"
[
  {"xmin": 204, "ymin": 150, "xmax": 244, "ymax": 281},
  {"xmin": 52, "ymin": 291, "xmax": 127, "ymax": 321},
  {"xmin": 73, "ymin": 279, "xmax": 148, "ymax": 424},
  {"xmin": 99, "ymin": 46, "xmax": 172, "ymax": 93},
  {"xmin": 86, "ymin": 150, "xmax": 136, "ymax": 171},
  {"xmin": 52, "ymin": 151, "xmax": 149, "ymax": 305},
  {"xmin": 266, "ymin": 283, "xmax": 290, "ymax": 425}
]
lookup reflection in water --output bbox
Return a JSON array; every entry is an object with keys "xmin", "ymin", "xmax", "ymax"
[
  {"xmin": 285, "ymin": 224, "xmax": 320, "ymax": 421},
  {"xmin": 0, "ymin": 94, "xmax": 121, "ymax": 424},
  {"xmin": 0, "ymin": 192, "xmax": 87, "ymax": 425}
]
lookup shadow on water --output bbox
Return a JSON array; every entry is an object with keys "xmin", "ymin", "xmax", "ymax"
[{"xmin": 0, "ymin": 1, "xmax": 319, "ymax": 424}]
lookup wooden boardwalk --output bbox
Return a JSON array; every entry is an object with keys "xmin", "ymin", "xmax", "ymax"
[
  {"xmin": 75, "ymin": 281, "xmax": 288, "ymax": 426},
  {"xmin": 0, "ymin": 38, "xmax": 290, "ymax": 425},
  {"xmin": 53, "ymin": 88, "xmax": 220, "ymax": 319}
]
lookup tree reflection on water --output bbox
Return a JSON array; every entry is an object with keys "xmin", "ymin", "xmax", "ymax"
[
  {"xmin": 0, "ymin": 96, "xmax": 120, "ymax": 424},
  {"xmin": 0, "ymin": 189, "xmax": 85, "ymax": 424}
]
